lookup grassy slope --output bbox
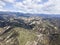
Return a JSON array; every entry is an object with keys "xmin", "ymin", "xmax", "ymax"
[{"xmin": 14, "ymin": 27, "xmax": 37, "ymax": 45}]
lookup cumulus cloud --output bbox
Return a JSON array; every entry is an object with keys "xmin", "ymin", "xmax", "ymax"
[
  {"xmin": 14, "ymin": 0, "xmax": 43, "ymax": 13},
  {"xmin": 3, "ymin": 0, "xmax": 16, "ymax": 3},
  {"xmin": 0, "ymin": 0, "xmax": 60, "ymax": 14},
  {"xmin": 0, "ymin": 0, "xmax": 15, "ymax": 11},
  {"xmin": 14, "ymin": 0, "xmax": 60, "ymax": 14},
  {"xmin": 42, "ymin": 0, "xmax": 60, "ymax": 14},
  {"xmin": 0, "ymin": 0, "xmax": 6, "ymax": 10}
]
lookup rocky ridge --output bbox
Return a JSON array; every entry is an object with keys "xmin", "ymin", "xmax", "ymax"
[{"xmin": 0, "ymin": 16, "xmax": 60, "ymax": 45}]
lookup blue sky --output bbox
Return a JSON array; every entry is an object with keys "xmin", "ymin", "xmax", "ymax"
[{"xmin": 0, "ymin": 0, "xmax": 60, "ymax": 14}]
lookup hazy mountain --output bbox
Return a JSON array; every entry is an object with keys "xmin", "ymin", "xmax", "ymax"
[{"xmin": 0, "ymin": 11, "xmax": 60, "ymax": 18}]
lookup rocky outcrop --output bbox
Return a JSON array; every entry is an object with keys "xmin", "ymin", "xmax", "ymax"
[
  {"xmin": 25, "ymin": 17, "xmax": 60, "ymax": 45},
  {"xmin": 0, "ymin": 26, "xmax": 19, "ymax": 45},
  {"xmin": 0, "ymin": 15, "xmax": 60, "ymax": 45}
]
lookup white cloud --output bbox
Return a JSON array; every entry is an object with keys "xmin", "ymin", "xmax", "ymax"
[
  {"xmin": 13, "ymin": 0, "xmax": 60, "ymax": 14},
  {"xmin": 0, "ymin": 0, "xmax": 15, "ymax": 11},
  {"xmin": 0, "ymin": 1, "xmax": 6, "ymax": 9},
  {"xmin": 42, "ymin": 0, "xmax": 60, "ymax": 14},
  {"xmin": 3, "ymin": 0, "xmax": 16, "ymax": 3},
  {"xmin": 0, "ymin": 0, "xmax": 60, "ymax": 14},
  {"xmin": 14, "ymin": 0, "xmax": 44, "ymax": 13}
]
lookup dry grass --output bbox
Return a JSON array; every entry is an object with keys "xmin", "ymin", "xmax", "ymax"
[{"xmin": 14, "ymin": 27, "xmax": 37, "ymax": 45}]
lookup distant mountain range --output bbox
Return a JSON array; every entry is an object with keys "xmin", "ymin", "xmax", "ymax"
[{"xmin": 0, "ymin": 11, "xmax": 60, "ymax": 18}]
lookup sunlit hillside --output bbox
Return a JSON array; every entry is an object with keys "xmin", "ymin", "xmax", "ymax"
[{"xmin": 0, "ymin": 14, "xmax": 60, "ymax": 45}]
